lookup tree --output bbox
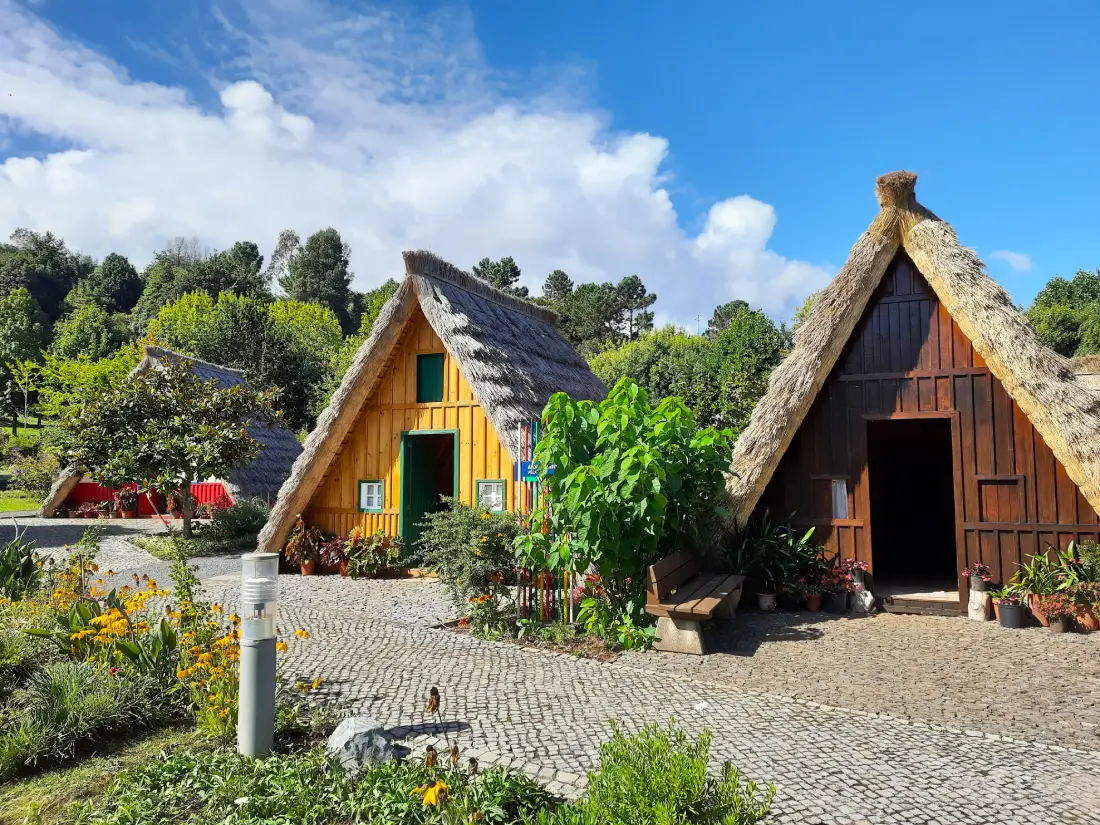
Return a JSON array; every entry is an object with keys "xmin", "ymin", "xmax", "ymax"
[
  {"xmin": 39, "ymin": 341, "xmax": 144, "ymax": 420},
  {"xmin": 82, "ymin": 253, "xmax": 142, "ymax": 312},
  {"xmin": 279, "ymin": 228, "xmax": 354, "ymax": 331},
  {"xmin": 9, "ymin": 360, "xmax": 39, "ymax": 434},
  {"xmin": 0, "ymin": 288, "xmax": 50, "ymax": 364},
  {"xmin": 707, "ymin": 300, "xmax": 749, "ymax": 337},
  {"xmin": 1027, "ymin": 268, "xmax": 1100, "ymax": 357},
  {"xmin": 542, "ymin": 270, "xmax": 574, "ymax": 303},
  {"xmin": 0, "ymin": 229, "xmax": 93, "ymax": 321},
  {"xmin": 615, "ymin": 275, "xmax": 656, "ymax": 340},
  {"xmin": 58, "ymin": 357, "xmax": 276, "ymax": 538},
  {"xmin": 472, "ymin": 256, "xmax": 528, "ymax": 298},
  {"xmin": 557, "ymin": 282, "xmax": 625, "ymax": 353},
  {"xmin": 49, "ymin": 303, "xmax": 126, "ymax": 360},
  {"xmin": 1029, "ymin": 303, "xmax": 1082, "ymax": 357}
]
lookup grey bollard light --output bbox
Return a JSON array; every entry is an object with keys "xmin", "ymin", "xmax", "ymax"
[{"xmin": 237, "ymin": 552, "xmax": 279, "ymax": 757}]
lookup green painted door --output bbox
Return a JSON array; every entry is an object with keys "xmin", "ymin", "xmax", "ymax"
[{"xmin": 400, "ymin": 433, "xmax": 456, "ymax": 551}]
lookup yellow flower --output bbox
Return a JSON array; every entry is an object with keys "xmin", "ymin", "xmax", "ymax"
[
  {"xmin": 412, "ymin": 781, "xmax": 448, "ymax": 806},
  {"xmin": 478, "ymin": 536, "xmax": 487, "ymax": 543},
  {"xmin": 276, "ymin": 641, "xmax": 289, "ymax": 653},
  {"xmin": 311, "ymin": 677, "xmax": 322, "ymax": 690},
  {"xmin": 295, "ymin": 629, "xmax": 310, "ymax": 639},
  {"xmin": 212, "ymin": 603, "xmax": 223, "ymax": 613},
  {"xmin": 480, "ymin": 512, "xmax": 491, "ymax": 520}
]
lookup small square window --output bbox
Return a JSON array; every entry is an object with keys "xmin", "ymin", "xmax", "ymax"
[
  {"xmin": 416, "ymin": 353, "xmax": 445, "ymax": 403},
  {"xmin": 830, "ymin": 479, "xmax": 849, "ymax": 519},
  {"xmin": 477, "ymin": 480, "xmax": 505, "ymax": 512},
  {"xmin": 359, "ymin": 480, "xmax": 384, "ymax": 512}
]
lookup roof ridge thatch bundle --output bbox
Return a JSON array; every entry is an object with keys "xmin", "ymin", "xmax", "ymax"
[
  {"xmin": 257, "ymin": 251, "xmax": 605, "ymax": 554},
  {"xmin": 724, "ymin": 171, "xmax": 1100, "ymax": 529}
]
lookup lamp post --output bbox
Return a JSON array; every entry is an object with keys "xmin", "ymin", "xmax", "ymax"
[{"xmin": 237, "ymin": 552, "xmax": 279, "ymax": 757}]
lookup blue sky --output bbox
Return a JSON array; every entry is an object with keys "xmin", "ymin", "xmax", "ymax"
[{"xmin": 1, "ymin": 0, "xmax": 1098, "ymax": 322}]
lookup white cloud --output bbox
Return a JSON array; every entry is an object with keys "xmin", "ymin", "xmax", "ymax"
[
  {"xmin": 0, "ymin": 0, "xmax": 831, "ymax": 322},
  {"xmin": 988, "ymin": 249, "xmax": 1032, "ymax": 272}
]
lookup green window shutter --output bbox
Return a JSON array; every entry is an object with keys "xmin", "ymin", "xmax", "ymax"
[{"xmin": 416, "ymin": 353, "xmax": 445, "ymax": 403}]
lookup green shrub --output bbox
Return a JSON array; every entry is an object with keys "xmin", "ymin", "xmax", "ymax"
[
  {"xmin": 415, "ymin": 499, "xmax": 521, "ymax": 611},
  {"xmin": 6, "ymin": 428, "xmax": 43, "ymax": 456},
  {"xmin": 0, "ymin": 660, "xmax": 182, "ymax": 779},
  {"xmin": 78, "ymin": 747, "xmax": 554, "ymax": 825},
  {"xmin": 0, "ymin": 525, "xmax": 41, "ymax": 599},
  {"xmin": 205, "ymin": 496, "xmax": 271, "ymax": 540},
  {"xmin": 346, "ymin": 527, "xmax": 402, "ymax": 578},
  {"xmin": 7, "ymin": 450, "xmax": 59, "ymax": 495},
  {"xmin": 581, "ymin": 721, "xmax": 773, "ymax": 825}
]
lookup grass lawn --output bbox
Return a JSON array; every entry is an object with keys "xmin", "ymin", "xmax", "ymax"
[
  {"xmin": 0, "ymin": 726, "xmax": 201, "ymax": 825},
  {"xmin": 0, "ymin": 489, "xmax": 43, "ymax": 512},
  {"xmin": 131, "ymin": 533, "xmax": 257, "ymax": 559}
]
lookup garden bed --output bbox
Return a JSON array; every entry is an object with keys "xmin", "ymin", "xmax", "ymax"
[
  {"xmin": 447, "ymin": 619, "xmax": 620, "ymax": 662},
  {"xmin": 130, "ymin": 532, "xmax": 256, "ymax": 559}
]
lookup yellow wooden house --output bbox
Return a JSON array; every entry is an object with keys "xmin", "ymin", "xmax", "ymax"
[{"xmin": 259, "ymin": 251, "xmax": 606, "ymax": 553}]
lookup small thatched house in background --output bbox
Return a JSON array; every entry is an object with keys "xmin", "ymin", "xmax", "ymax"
[
  {"xmin": 39, "ymin": 346, "xmax": 302, "ymax": 517},
  {"xmin": 725, "ymin": 171, "xmax": 1100, "ymax": 614},
  {"xmin": 257, "ymin": 251, "xmax": 606, "ymax": 555}
]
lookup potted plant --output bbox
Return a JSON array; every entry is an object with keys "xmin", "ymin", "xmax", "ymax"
[
  {"xmin": 346, "ymin": 527, "xmax": 401, "ymax": 578},
  {"xmin": 1069, "ymin": 583, "xmax": 1100, "ymax": 632},
  {"xmin": 116, "ymin": 487, "xmax": 138, "ymax": 519},
  {"xmin": 961, "ymin": 562, "xmax": 993, "ymax": 621},
  {"xmin": 76, "ymin": 501, "xmax": 98, "ymax": 519},
  {"xmin": 97, "ymin": 500, "xmax": 112, "ymax": 519},
  {"xmin": 166, "ymin": 491, "xmax": 184, "ymax": 519},
  {"xmin": 802, "ymin": 576, "xmax": 824, "ymax": 611},
  {"xmin": 839, "ymin": 558, "xmax": 872, "ymax": 613},
  {"xmin": 991, "ymin": 586, "xmax": 1026, "ymax": 628},
  {"xmin": 320, "ymin": 535, "xmax": 349, "ymax": 576},
  {"xmin": 822, "ymin": 565, "xmax": 852, "ymax": 614},
  {"xmin": 1035, "ymin": 593, "xmax": 1075, "ymax": 633},
  {"xmin": 284, "ymin": 516, "xmax": 322, "ymax": 575}
]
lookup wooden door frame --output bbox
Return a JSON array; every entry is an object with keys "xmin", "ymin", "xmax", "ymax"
[
  {"xmin": 861, "ymin": 411, "xmax": 966, "ymax": 608},
  {"xmin": 398, "ymin": 429, "xmax": 460, "ymax": 543}
]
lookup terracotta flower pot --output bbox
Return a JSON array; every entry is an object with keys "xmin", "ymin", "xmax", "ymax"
[
  {"xmin": 300, "ymin": 560, "xmax": 317, "ymax": 576},
  {"xmin": 1076, "ymin": 608, "xmax": 1099, "ymax": 632},
  {"xmin": 171, "ymin": 510, "xmax": 183, "ymax": 520},
  {"xmin": 805, "ymin": 593, "xmax": 822, "ymax": 611},
  {"xmin": 1028, "ymin": 594, "xmax": 1050, "ymax": 627},
  {"xmin": 339, "ymin": 560, "xmax": 350, "ymax": 577},
  {"xmin": 993, "ymin": 601, "xmax": 1001, "ymax": 622},
  {"xmin": 121, "ymin": 509, "xmax": 136, "ymax": 519}
]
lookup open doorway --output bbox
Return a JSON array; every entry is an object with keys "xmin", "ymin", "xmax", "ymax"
[
  {"xmin": 867, "ymin": 418, "xmax": 958, "ymax": 595},
  {"xmin": 401, "ymin": 432, "xmax": 456, "ymax": 550}
]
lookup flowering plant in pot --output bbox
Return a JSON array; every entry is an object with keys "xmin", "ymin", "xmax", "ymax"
[
  {"xmin": 990, "ymin": 585, "xmax": 1025, "ymax": 628},
  {"xmin": 1068, "ymin": 583, "xmax": 1100, "ymax": 632},
  {"xmin": 97, "ymin": 500, "xmax": 113, "ymax": 518},
  {"xmin": 961, "ymin": 562, "xmax": 993, "ymax": 591},
  {"xmin": 346, "ymin": 526, "xmax": 401, "ymax": 578},
  {"xmin": 284, "ymin": 516, "xmax": 322, "ymax": 575},
  {"xmin": 76, "ymin": 501, "xmax": 99, "ymax": 518},
  {"xmin": 822, "ymin": 565, "xmax": 852, "ymax": 614},
  {"xmin": 1035, "ymin": 593, "xmax": 1076, "ymax": 633},
  {"xmin": 319, "ymin": 535, "xmax": 349, "ymax": 576},
  {"xmin": 116, "ymin": 487, "xmax": 138, "ymax": 518},
  {"xmin": 799, "ymin": 575, "xmax": 824, "ymax": 611}
]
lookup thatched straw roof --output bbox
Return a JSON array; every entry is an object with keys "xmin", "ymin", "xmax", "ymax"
[
  {"xmin": 38, "ymin": 346, "xmax": 301, "ymax": 516},
  {"xmin": 257, "ymin": 251, "xmax": 606, "ymax": 553},
  {"xmin": 724, "ymin": 171, "xmax": 1100, "ymax": 528}
]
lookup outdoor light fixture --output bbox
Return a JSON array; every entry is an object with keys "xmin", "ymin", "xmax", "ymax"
[{"xmin": 238, "ymin": 552, "xmax": 279, "ymax": 757}]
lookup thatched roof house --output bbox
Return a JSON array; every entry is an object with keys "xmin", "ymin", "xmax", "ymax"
[
  {"xmin": 258, "ymin": 251, "xmax": 605, "ymax": 554},
  {"xmin": 726, "ymin": 171, "xmax": 1100, "ymax": 613},
  {"xmin": 39, "ymin": 345, "xmax": 302, "ymax": 516}
]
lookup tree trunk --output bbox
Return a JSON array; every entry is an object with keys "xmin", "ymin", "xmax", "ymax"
[{"xmin": 181, "ymin": 479, "xmax": 194, "ymax": 539}]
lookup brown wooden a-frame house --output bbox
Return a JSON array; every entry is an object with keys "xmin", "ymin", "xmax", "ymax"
[{"xmin": 725, "ymin": 171, "xmax": 1100, "ymax": 612}]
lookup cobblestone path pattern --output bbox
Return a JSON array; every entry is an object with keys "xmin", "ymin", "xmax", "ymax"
[{"xmin": 6, "ymin": 519, "xmax": 1100, "ymax": 824}]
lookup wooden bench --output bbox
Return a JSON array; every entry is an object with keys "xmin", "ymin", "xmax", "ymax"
[{"xmin": 646, "ymin": 551, "xmax": 744, "ymax": 655}]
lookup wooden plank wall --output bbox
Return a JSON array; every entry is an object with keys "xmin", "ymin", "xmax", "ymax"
[
  {"xmin": 306, "ymin": 309, "xmax": 516, "ymax": 537},
  {"xmin": 757, "ymin": 252, "xmax": 1100, "ymax": 585}
]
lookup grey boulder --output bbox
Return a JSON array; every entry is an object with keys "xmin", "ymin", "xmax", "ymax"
[{"xmin": 326, "ymin": 717, "xmax": 396, "ymax": 773}]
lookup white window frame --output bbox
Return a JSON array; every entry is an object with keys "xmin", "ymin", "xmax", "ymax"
[
  {"xmin": 476, "ymin": 479, "xmax": 506, "ymax": 512},
  {"xmin": 359, "ymin": 480, "xmax": 384, "ymax": 513}
]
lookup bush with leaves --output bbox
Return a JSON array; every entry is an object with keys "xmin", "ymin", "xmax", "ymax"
[
  {"xmin": 7, "ymin": 448, "xmax": 59, "ymax": 496},
  {"xmin": 346, "ymin": 526, "xmax": 401, "ymax": 578},
  {"xmin": 517, "ymin": 379, "xmax": 733, "ymax": 587},
  {"xmin": 415, "ymin": 500, "xmax": 521, "ymax": 612},
  {"xmin": 0, "ymin": 525, "xmax": 41, "ymax": 600},
  {"xmin": 205, "ymin": 496, "xmax": 271, "ymax": 540},
  {"xmin": 580, "ymin": 721, "xmax": 773, "ymax": 825}
]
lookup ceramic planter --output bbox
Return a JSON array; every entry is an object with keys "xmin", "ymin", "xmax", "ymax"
[
  {"xmin": 968, "ymin": 577, "xmax": 990, "ymax": 592},
  {"xmin": 997, "ymin": 603, "xmax": 1026, "ymax": 629},
  {"xmin": 300, "ymin": 560, "xmax": 317, "ymax": 576},
  {"xmin": 339, "ymin": 560, "xmax": 350, "ymax": 577},
  {"xmin": 1077, "ymin": 608, "xmax": 1099, "ymax": 632},
  {"xmin": 823, "ymin": 590, "xmax": 848, "ymax": 614},
  {"xmin": 805, "ymin": 593, "xmax": 822, "ymax": 611},
  {"xmin": 967, "ymin": 589, "xmax": 991, "ymax": 621},
  {"xmin": 1027, "ymin": 594, "xmax": 1050, "ymax": 627},
  {"xmin": 756, "ymin": 592, "xmax": 776, "ymax": 611},
  {"xmin": 1048, "ymin": 617, "xmax": 1069, "ymax": 633}
]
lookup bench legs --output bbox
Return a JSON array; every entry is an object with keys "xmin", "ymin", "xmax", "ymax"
[{"xmin": 654, "ymin": 616, "xmax": 705, "ymax": 655}]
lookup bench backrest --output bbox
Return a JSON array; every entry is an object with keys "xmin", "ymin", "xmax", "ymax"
[{"xmin": 647, "ymin": 551, "xmax": 699, "ymax": 601}]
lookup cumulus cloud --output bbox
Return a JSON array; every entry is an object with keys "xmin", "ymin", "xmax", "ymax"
[
  {"xmin": 0, "ymin": 0, "xmax": 831, "ymax": 321},
  {"xmin": 988, "ymin": 250, "xmax": 1032, "ymax": 272}
]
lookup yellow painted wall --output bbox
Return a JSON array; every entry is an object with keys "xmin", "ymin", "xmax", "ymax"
[{"xmin": 305, "ymin": 309, "xmax": 517, "ymax": 537}]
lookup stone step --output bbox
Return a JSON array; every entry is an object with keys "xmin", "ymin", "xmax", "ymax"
[{"xmin": 881, "ymin": 596, "xmax": 962, "ymax": 617}]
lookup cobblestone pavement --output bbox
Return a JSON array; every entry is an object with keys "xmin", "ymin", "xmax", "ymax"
[
  {"xmin": 619, "ymin": 609, "xmax": 1100, "ymax": 753},
  {"xmin": 7, "ymin": 519, "xmax": 1100, "ymax": 823}
]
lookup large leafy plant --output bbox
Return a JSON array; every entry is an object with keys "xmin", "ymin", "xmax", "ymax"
[
  {"xmin": 516, "ymin": 379, "xmax": 733, "ymax": 584},
  {"xmin": 57, "ymin": 355, "xmax": 277, "ymax": 538},
  {"xmin": 0, "ymin": 525, "xmax": 41, "ymax": 600}
]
